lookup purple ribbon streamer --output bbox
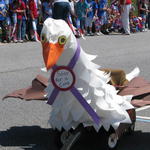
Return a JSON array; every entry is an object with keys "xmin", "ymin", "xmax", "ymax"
[
  {"xmin": 68, "ymin": 41, "xmax": 80, "ymax": 68},
  {"xmin": 47, "ymin": 88, "xmax": 60, "ymax": 105},
  {"xmin": 70, "ymin": 87, "xmax": 100, "ymax": 125},
  {"xmin": 47, "ymin": 40, "xmax": 100, "ymax": 125}
]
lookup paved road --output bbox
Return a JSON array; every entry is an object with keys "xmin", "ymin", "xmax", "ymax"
[{"xmin": 0, "ymin": 31, "xmax": 150, "ymax": 150}]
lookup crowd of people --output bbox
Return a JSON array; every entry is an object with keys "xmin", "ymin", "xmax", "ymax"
[{"xmin": 0, "ymin": 0, "xmax": 150, "ymax": 43}]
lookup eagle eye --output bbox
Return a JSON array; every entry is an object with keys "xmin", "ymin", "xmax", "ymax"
[{"xmin": 58, "ymin": 35, "xmax": 67, "ymax": 45}]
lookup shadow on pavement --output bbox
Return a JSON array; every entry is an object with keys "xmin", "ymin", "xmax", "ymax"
[
  {"xmin": 0, "ymin": 127, "xmax": 150, "ymax": 150},
  {"xmin": 117, "ymin": 130, "xmax": 150, "ymax": 150},
  {"xmin": 0, "ymin": 126, "xmax": 61, "ymax": 150}
]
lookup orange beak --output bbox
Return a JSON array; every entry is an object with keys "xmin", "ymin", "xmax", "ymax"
[{"xmin": 42, "ymin": 42, "xmax": 64, "ymax": 70}]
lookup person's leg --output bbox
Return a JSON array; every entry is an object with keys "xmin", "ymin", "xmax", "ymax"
[
  {"xmin": 21, "ymin": 19, "xmax": 26, "ymax": 41},
  {"xmin": 0, "ymin": 21, "xmax": 4, "ymax": 42},
  {"xmin": 17, "ymin": 19, "xmax": 23, "ymax": 42},
  {"xmin": 32, "ymin": 18, "xmax": 39, "ymax": 41},
  {"xmin": 121, "ymin": 4, "xmax": 131, "ymax": 34},
  {"xmin": 140, "ymin": 14, "xmax": 147, "ymax": 31},
  {"xmin": 94, "ymin": 18, "xmax": 101, "ymax": 35},
  {"xmin": 76, "ymin": 18, "xmax": 83, "ymax": 36},
  {"xmin": 11, "ymin": 13, "xmax": 17, "ymax": 41},
  {"xmin": 88, "ymin": 17, "xmax": 94, "ymax": 35},
  {"xmin": 0, "ymin": 20, "xmax": 7, "ymax": 42},
  {"xmin": 148, "ymin": 13, "xmax": 150, "ymax": 29},
  {"xmin": 85, "ymin": 17, "xmax": 90, "ymax": 35},
  {"xmin": 100, "ymin": 13, "xmax": 109, "ymax": 34},
  {"xmin": 79, "ymin": 18, "xmax": 84, "ymax": 35}
]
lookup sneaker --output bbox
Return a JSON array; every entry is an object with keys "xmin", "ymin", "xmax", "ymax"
[
  {"xmin": 101, "ymin": 30, "xmax": 109, "ymax": 35},
  {"xmin": 86, "ymin": 33, "xmax": 90, "ymax": 36},
  {"xmin": 23, "ymin": 39, "xmax": 27, "ymax": 42},
  {"xmin": 31, "ymin": 38, "xmax": 36, "ymax": 42},
  {"xmin": 2, "ymin": 40, "xmax": 7, "ymax": 43},
  {"xmin": 89, "ymin": 32, "xmax": 94, "ymax": 36},
  {"xmin": 18, "ymin": 40, "xmax": 23, "ymax": 43},
  {"xmin": 123, "ymin": 32, "xmax": 130, "ymax": 35},
  {"xmin": 25, "ymin": 34, "xmax": 29, "ymax": 41},
  {"xmin": 95, "ymin": 32, "xmax": 101, "ymax": 36},
  {"xmin": 13, "ymin": 39, "xmax": 18, "ymax": 43},
  {"xmin": 142, "ymin": 28, "xmax": 148, "ymax": 32},
  {"xmin": 125, "ymin": 33, "xmax": 130, "ymax": 35},
  {"xmin": 84, "ymin": 31, "xmax": 88, "ymax": 36}
]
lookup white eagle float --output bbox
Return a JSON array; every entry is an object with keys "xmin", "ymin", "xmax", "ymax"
[{"xmin": 41, "ymin": 18, "xmax": 134, "ymax": 133}]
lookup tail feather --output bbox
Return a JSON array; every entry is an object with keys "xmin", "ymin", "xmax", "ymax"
[{"xmin": 126, "ymin": 67, "xmax": 140, "ymax": 81}]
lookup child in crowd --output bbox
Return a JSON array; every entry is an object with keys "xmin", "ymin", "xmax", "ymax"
[
  {"xmin": 93, "ymin": 0, "xmax": 101, "ymax": 35},
  {"xmin": 86, "ymin": 0, "xmax": 98, "ymax": 36},
  {"xmin": 75, "ymin": 0, "xmax": 88, "ymax": 36},
  {"xmin": 16, "ymin": 0, "xmax": 26, "ymax": 43},
  {"xmin": 98, "ymin": 0, "xmax": 110, "ymax": 34},
  {"xmin": 109, "ymin": 3, "xmax": 122, "ymax": 32},
  {"xmin": 93, "ymin": 15, "xmax": 102, "ymax": 35},
  {"xmin": 10, "ymin": 0, "xmax": 19, "ymax": 42},
  {"xmin": 130, "ymin": 12, "xmax": 143, "ymax": 32}
]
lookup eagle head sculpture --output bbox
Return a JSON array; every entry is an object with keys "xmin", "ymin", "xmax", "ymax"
[{"xmin": 40, "ymin": 18, "xmax": 134, "ymax": 132}]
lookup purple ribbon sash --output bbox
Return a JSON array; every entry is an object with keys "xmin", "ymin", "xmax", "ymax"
[{"xmin": 47, "ymin": 41, "xmax": 100, "ymax": 125}]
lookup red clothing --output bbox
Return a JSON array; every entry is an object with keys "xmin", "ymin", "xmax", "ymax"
[
  {"xmin": 29, "ymin": 0, "xmax": 38, "ymax": 19},
  {"xmin": 120, "ymin": 0, "xmax": 132, "ymax": 5},
  {"xmin": 17, "ymin": 1, "xmax": 26, "ymax": 20}
]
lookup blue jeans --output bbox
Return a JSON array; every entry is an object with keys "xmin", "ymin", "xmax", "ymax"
[
  {"xmin": 17, "ymin": 19, "xmax": 23, "ymax": 40},
  {"xmin": 0, "ymin": 20, "xmax": 7, "ymax": 41},
  {"xmin": 21, "ymin": 19, "xmax": 26, "ymax": 40},
  {"xmin": 76, "ymin": 17, "xmax": 86, "ymax": 30},
  {"xmin": 140, "ymin": 14, "xmax": 147, "ymax": 29}
]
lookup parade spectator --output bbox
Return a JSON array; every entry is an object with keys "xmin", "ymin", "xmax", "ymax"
[
  {"xmin": 52, "ymin": 0, "xmax": 77, "ymax": 36},
  {"xmin": 75, "ymin": 0, "xmax": 88, "ymax": 35},
  {"xmin": 86, "ymin": 0, "xmax": 98, "ymax": 35},
  {"xmin": 98, "ymin": 0, "xmax": 110, "ymax": 34},
  {"xmin": 5, "ymin": 0, "xmax": 11, "ymax": 42},
  {"xmin": 109, "ymin": 3, "xmax": 121, "ymax": 32},
  {"xmin": 42, "ymin": 0, "xmax": 53, "ymax": 21},
  {"xmin": 21, "ymin": 0, "xmax": 28, "ymax": 42},
  {"xmin": 93, "ymin": 14, "xmax": 102, "ymax": 35},
  {"xmin": 52, "ymin": 0, "xmax": 72, "ymax": 21},
  {"xmin": 93, "ymin": 0, "xmax": 101, "ymax": 35},
  {"xmin": 139, "ymin": 0, "xmax": 149, "ymax": 31},
  {"xmin": 69, "ymin": 0, "xmax": 76, "ymax": 27},
  {"xmin": 119, "ymin": 0, "xmax": 132, "ymax": 35},
  {"xmin": 129, "ymin": 10, "xmax": 141, "ymax": 32},
  {"xmin": 10, "ymin": 0, "xmax": 20, "ymax": 42},
  {"xmin": 28, "ymin": 0, "xmax": 39, "ymax": 41},
  {"xmin": 34, "ymin": 0, "xmax": 41, "ymax": 16},
  {"xmin": 0, "ymin": 0, "xmax": 8, "ymax": 42},
  {"xmin": 16, "ymin": 0, "xmax": 26, "ymax": 42},
  {"xmin": 0, "ymin": 0, "xmax": 150, "ymax": 43}
]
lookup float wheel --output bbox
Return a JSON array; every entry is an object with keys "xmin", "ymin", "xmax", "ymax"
[
  {"xmin": 60, "ymin": 130, "xmax": 81, "ymax": 150},
  {"xmin": 107, "ymin": 132, "xmax": 118, "ymax": 149}
]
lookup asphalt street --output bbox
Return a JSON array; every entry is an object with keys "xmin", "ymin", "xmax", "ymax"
[{"xmin": 0, "ymin": 31, "xmax": 150, "ymax": 150}]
